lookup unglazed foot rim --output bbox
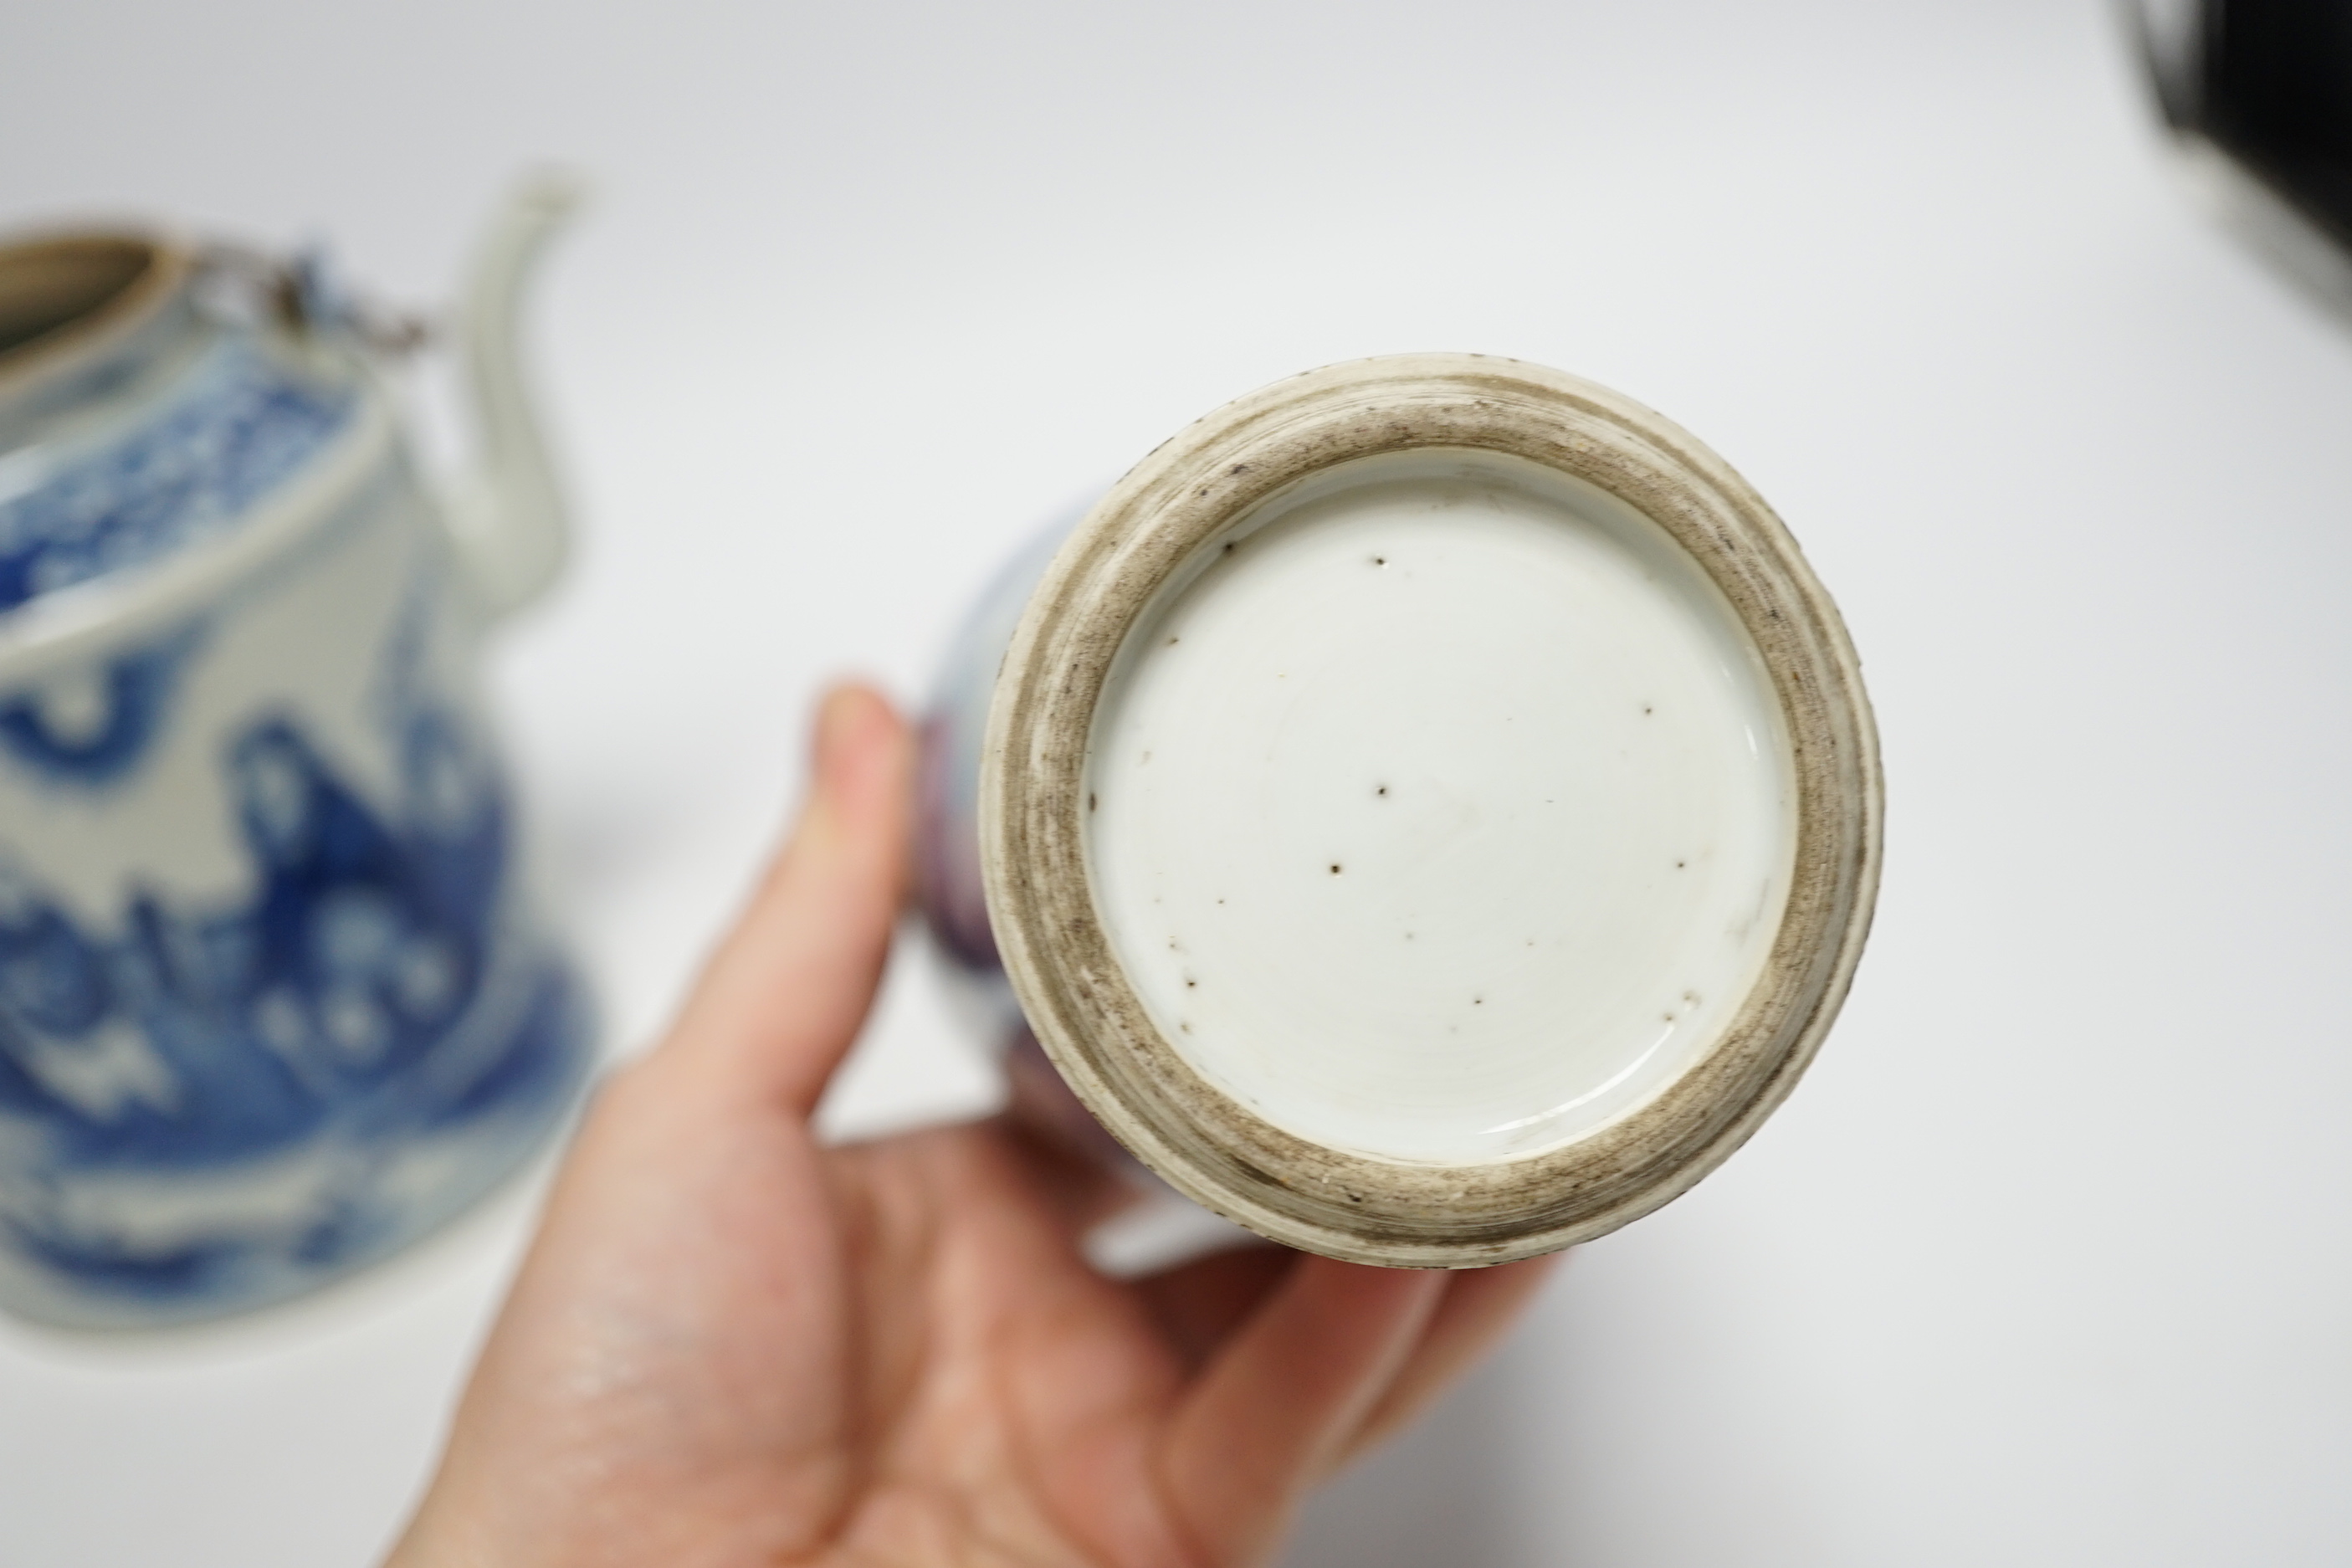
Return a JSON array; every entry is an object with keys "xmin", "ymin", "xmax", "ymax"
[{"xmin": 980, "ymin": 354, "xmax": 1882, "ymax": 1267}]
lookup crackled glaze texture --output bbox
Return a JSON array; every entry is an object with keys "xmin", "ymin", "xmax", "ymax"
[{"xmin": 1084, "ymin": 451, "xmax": 1795, "ymax": 1164}]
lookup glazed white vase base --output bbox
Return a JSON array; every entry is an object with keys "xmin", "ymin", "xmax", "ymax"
[
  {"xmin": 986, "ymin": 354, "xmax": 1881, "ymax": 1263},
  {"xmin": 1086, "ymin": 451, "xmax": 1796, "ymax": 1166}
]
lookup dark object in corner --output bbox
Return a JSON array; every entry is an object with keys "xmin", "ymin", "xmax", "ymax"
[{"xmin": 2129, "ymin": 0, "xmax": 2352, "ymax": 311}]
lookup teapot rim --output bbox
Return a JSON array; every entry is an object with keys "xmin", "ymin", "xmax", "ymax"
[{"xmin": 0, "ymin": 228, "xmax": 195, "ymax": 406}]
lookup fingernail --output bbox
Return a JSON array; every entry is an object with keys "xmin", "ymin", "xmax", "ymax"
[{"xmin": 813, "ymin": 684, "xmax": 891, "ymax": 802}]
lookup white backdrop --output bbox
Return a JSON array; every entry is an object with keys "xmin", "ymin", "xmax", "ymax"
[{"xmin": 5, "ymin": 2, "xmax": 2351, "ymax": 1563}]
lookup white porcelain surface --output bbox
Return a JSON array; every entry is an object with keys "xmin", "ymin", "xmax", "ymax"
[{"xmin": 1088, "ymin": 450, "xmax": 1794, "ymax": 1163}]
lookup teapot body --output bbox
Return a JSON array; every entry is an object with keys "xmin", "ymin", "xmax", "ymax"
[{"xmin": 0, "ymin": 228, "xmax": 588, "ymax": 1328}]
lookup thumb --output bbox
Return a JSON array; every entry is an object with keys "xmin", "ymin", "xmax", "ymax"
[{"xmin": 662, "ymin": 682, "xmax": 914, "ymax": 1115}]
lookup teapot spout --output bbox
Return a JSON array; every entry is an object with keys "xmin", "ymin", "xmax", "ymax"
[{"xmin": 443, "ymin": 171, "xmax": 583, "ymax": 620}]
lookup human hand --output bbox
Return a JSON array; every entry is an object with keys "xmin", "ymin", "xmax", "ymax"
[{"xmin": 385, "ymin": 684, "xmax": 1556, "ymax": 1568}]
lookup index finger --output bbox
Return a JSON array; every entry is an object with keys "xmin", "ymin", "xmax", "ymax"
[{"xmin": 661, "ymin": 682, "xmax": 915, "ymax": 1117}]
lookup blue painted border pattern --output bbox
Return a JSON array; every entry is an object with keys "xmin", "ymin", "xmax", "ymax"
[{"xmin": 0, "ymin": 339, "xmax": 355, "ymax": 612}]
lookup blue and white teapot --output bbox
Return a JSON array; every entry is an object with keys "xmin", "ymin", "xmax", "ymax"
[{"xmin": 0, "ymin": 178, "xmax": 592, "ymax": 1328}]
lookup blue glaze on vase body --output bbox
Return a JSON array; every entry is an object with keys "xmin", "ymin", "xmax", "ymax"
[{"xmin": 0, "ymin": 204, "xmax": 587, "ymax": 1328}]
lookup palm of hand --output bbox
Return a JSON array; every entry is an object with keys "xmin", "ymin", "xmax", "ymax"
[{"xmin": 389, "ymin": 690, "xmax": 1550, "ymax": 1568}]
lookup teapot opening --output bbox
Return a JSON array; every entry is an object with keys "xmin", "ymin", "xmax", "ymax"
[{"xmin": 0, "ymin": 237, "xmax": 166, "ymax": 366}]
